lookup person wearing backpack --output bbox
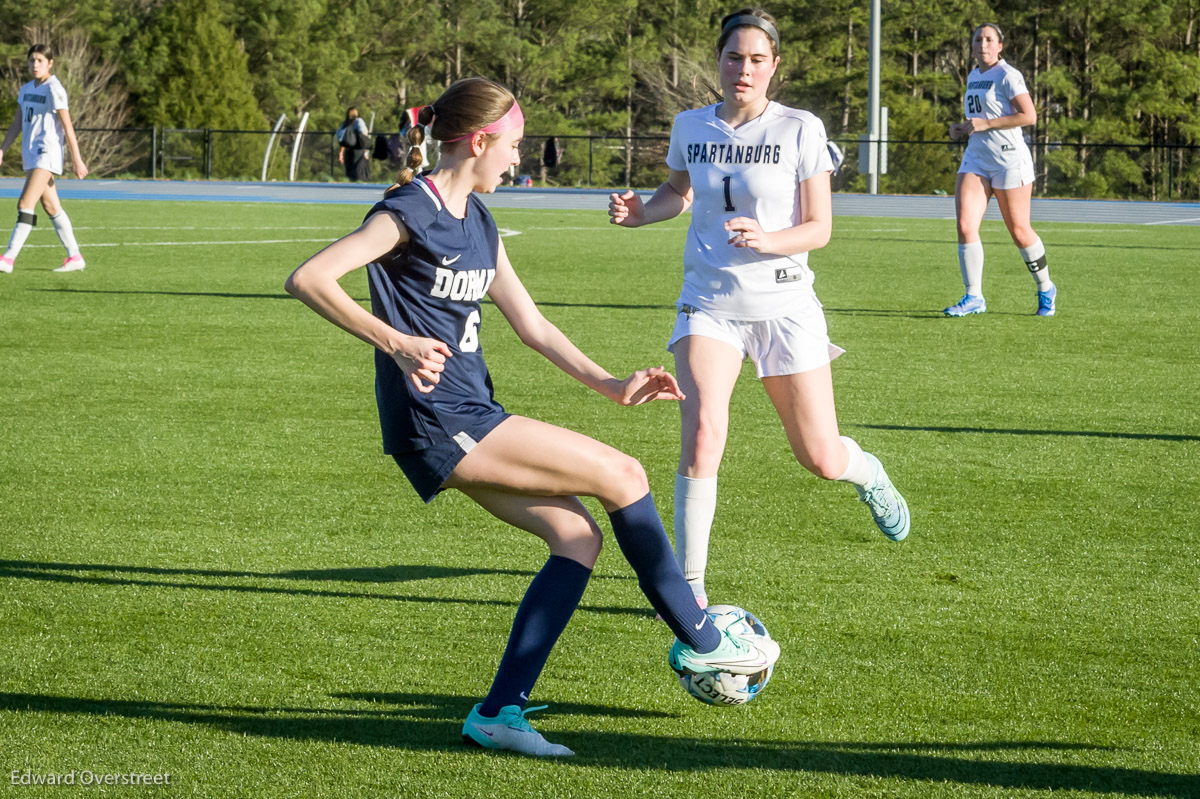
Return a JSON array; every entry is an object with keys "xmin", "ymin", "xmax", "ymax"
[{"xmin": 336, "ymin": 107, "xmax": 371, "ymax": 182}]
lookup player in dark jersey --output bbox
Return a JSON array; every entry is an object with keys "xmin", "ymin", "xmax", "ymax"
[{"xmin": 285, "ymin": 77, "xmax": 778, "ymax": 758}]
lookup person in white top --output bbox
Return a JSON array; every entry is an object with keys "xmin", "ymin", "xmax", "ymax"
[
  {"xmin": 609, "ymin": 7, "xmax": 910, "ymax": 609},
  {"xmin": 0, "ymin": 44, "xmax": 89, "ymax": 274},
  {"xmin": 945, "ymin": 23, "xmax": 1055, "ymax": 317}
]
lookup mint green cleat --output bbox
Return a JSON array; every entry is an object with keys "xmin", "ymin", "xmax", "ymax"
[
  {"xmin": 856, "ymin": 453, "xmax": 910, "ymax": 542},
  {"xmin": 462, "ymin": 704, "xmax": 574, "ymax": 757},
  {"xmin": 669, "ymin": 627, "xmax": 780, "ymax": 676}
]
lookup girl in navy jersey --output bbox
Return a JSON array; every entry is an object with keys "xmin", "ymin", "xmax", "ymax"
[
  {"xmin": 945, "ymin": 23, "xmax": 1055, "ymax": 317},
  {"xmin": 285, "ymin": 77, "xmax": 777, "ymax": 758},
  {"xmin": 0, "ymin": 44, "xmax": 88, "ymax": 274},
  {"xmin": 609, "ymin": 8, "xmax": 910, "ymax": 610}
]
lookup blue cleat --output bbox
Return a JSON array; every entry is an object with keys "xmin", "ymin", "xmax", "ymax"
[
  {"xmin": 856, "ymin": 453, "xmax": 910, "ymax": 542},
  {"xmin": 1036, "ymin": 284, "xmax": 1057, "ymax": 316},
  {"xmin": 944, "ymin": 294, "xmax": 986, "ymax": 316},
  {"xmin": 462, "ymin": 703, "xmax": 574, "ymax": 757}
]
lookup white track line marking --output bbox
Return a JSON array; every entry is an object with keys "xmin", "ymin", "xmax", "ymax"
[{"xmin": 1144, "ymin": 217, "xmax": 1200, "ymax": 225}]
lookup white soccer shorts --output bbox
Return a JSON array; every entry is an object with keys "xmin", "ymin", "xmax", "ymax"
[
  {"xmin": 24, "ymin": 149, "xmax": 64, "ymax": 175},
  {"xmin": 667, "ymin": 295, "xmax": 845, "ymax": 378},
  {"xmin": 958, "ymin": 153, "xmax": 1034, "ymax": 190}
]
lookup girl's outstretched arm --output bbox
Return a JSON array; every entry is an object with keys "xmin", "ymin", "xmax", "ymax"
[
  {"xmin": 608, "ymin": 169, "xmax": 692, "ymax": 227},
  {"xmin": 487, "ymin": 239, "xmax": 683, "ymax": 406},
  {"xmin": 285, "ymin": 213, "xmax": 450, "ymax": 393}
]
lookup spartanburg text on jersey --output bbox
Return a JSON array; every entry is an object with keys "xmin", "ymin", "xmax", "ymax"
[
  {"xmin": 666, "ymin": 101, "xmax": 834, "ymax": 321},
  {"xmin": 365, "ymin": 177, "xmax": 506, "ymax": 453},
  {"xmin": 962, "ymin": 59, "xmax": 1034, "ymax": 171},
  {"xmin": 18, "ymin": 75, "xmax": 69, "ymax": 173}
]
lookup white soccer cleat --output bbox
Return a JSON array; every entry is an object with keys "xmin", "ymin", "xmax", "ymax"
[
  {"xmin": 0, "ymin": 255, "xmax": 14, "ymax": 273},
  {"xmin": 462, "ymin": 703, "xmax": 574, "ymax": 757},
  {"xmin": 856, "ymin": 453, "xmax": 910, "ymax": 542},
  {"xmin": 669, "ymin": 627, "xmax": 780, "ymax": 676},
  {"xmin": 53, "ymin": 254, "xmax": 85, "ymax": 272}
]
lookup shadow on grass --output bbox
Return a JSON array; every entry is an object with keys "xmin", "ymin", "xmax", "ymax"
[
  {"xmin": 0, "ymin": 559, "xmax": 643, "ymax": 617},
  {"xmin": 834, "ymin": 233, "xmax": 1199, "ymax": 253},
  {"xmin": 35, "ymin": 288, "xmax": 1044, "ymax": 318},
  {"xmin": 33, "ymin": 288, "xmax": 671, "ymax": 311},
  {"xmin": 851, "ymin": 422, "xmax": 1200, "ymax": 443},
  {"xmin": 824, "ymin": 307, "xmax": 960, "ymax": 319},
  {"xmin": 33, "ymin": 288, "xmax": 302, "ymax": 301},
  {"xmin": 1, "ymin": 691, "xmax": 1193, "ymax": 796}
]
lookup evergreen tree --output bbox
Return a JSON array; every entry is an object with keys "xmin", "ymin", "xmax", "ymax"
[{"xmin": 126, "ymin": 0, "xmax": 265, "ymax": 130}]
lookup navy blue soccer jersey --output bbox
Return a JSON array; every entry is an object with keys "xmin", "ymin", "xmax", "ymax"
[{"xmin": 365, "ymin": 176, "xmax": 505, "ymax": 453}]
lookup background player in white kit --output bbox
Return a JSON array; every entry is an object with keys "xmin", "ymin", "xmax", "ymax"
[
  {"xmin": 0, "ymin": 44, "xmax": 89, "ymax": 274},
  {"xmin": 609, "ymin": 8, "xmax": 909, "ymax": 610},
  {"xmin": 945, "ymin": 23, "xmax": 1055, "ymax": 317}
]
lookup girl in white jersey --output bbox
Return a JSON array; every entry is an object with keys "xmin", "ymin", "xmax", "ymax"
[
  {"xmin": 0, "ymin": 44, "xmax": 88, "ymax": 274},
  {"xmin": 609, "ymin": 8, "xmax": 910, "ymax": 610},
  {"xmin": 945, "ymin": 23, "xmax": 1055, "ymax": 317}
]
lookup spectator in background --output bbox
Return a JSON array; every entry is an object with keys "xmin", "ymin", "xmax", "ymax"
[
  {"xmin": 336, "ymin": 107, "xmax": 371, "ymax": 182},
  {"xmin": 540, "ymin": 136, "xmax": 563, "ymax": 184},
  {"xmin": 386, "ymin": 131, "xmax": 405, "ymax": 171},
  {"xmin": 372, "ymin": 133, "xmax": 390, "ymax": 164}
]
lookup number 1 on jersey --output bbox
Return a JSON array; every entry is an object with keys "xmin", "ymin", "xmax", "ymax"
[{"xmin": 722, "ymin": 175, "xmax": 735, "ymax": 212}]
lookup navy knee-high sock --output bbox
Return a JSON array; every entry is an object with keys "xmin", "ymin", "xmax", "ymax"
[
  {"xmin": 480, "ymin": 555, "xmax": 591, "ymax": 717},
  {"xmin": 608, "ymin": 493, "xmax": 721, "ymax": 652}
]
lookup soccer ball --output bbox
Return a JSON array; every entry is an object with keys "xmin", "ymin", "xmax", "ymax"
[{"xmin": 671, "ymin": 604, "xmax": 774, "ymax": 706}]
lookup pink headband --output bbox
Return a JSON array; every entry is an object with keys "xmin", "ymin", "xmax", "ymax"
[{"xmin": 442, "ymin": 101, "xmax": 524, "ymax": 144}]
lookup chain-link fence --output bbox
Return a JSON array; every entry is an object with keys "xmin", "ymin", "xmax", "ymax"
[
  {"xmin": 833, "ymin": 138, "xmax": 1200, "ymax": 201},
  {"xmin": 2, "ymin": 126, "xmax": 1195, "ymax": 201}
]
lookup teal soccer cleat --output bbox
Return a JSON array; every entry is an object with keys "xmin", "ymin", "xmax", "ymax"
[
  {"xmin": 669, "ymin": 626, "xmax": 780, "ymax": 676},
  {"xmin": 856, "ymin": 453, "xmax": 910, "ymax": 542},
  {"xmin": 462, "ymin": 704, "xmax": 574, "ymax": 757},
  {"xmin": 944, "ymin": 294, "xmax": 986, "ymax": 316}
]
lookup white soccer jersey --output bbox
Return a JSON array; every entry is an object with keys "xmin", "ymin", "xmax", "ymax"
[
  {"xmin": 18, "ymin": 76, "xmax": 69, "ymax": 173},
  {"xmin": 962, "ymin": 60, "xmax": 1033, "ymax": 171},
  {"xmin": 666, "ymin": 101, "xmax": 834, "ymax": 321}
]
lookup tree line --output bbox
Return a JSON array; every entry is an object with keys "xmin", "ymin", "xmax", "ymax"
[{"xmin": 1, "ymin": 0, "xmax": 1197, "ymax": 197}]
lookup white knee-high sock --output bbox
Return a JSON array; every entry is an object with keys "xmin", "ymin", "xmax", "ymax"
[
  {"xmin": 49, "ymin": 210, "xmax": 80, "ymax": 257},
  {"xmin": 4, "ymin": 208, "xmax": 36, "ymax": 260},
  {"xmin": 673, "ymin": 474, "xmax": 717, "ymax": 598},
  {"xmin": 958, "ymin": 241, "xmax": 984, "ymax": 296},
  {"xmin": 1018, "ymin": 237, "xmax": 1052, "ymax": 290},
  {"xmin": 835, "ymin": 436, "xmax": 876, "ymax": 487}
]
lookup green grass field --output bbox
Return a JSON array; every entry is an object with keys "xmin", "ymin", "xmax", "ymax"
[{"xmin": 0, "ymin": 199, "xmax": 1196, "ymax": 798}]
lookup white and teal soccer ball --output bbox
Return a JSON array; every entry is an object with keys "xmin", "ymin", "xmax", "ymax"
[{"xmin": 672, "ymin": 604, "xmax": 774, "ymax": 706}]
